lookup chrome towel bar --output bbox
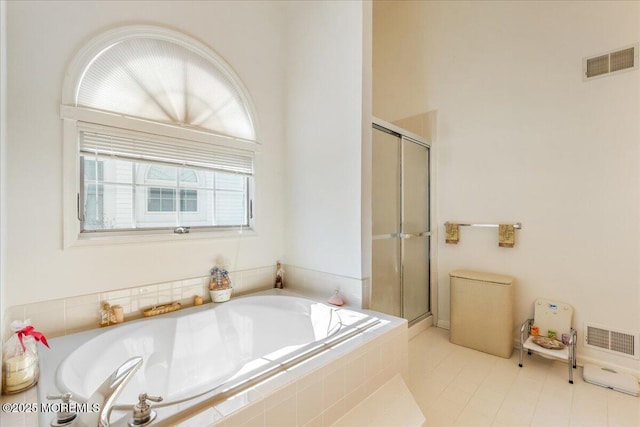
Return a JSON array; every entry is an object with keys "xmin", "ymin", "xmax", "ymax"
[{"xmin": 445, "ymin": 222, "xmax": 522, "ymax": 229}]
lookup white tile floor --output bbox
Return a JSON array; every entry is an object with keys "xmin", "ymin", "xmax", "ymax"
[{"xmin": 408, "ymin": 327, "xmax": 640, "ymax": 427}]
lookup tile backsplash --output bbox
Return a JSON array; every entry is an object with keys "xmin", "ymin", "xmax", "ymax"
[
  {"xmin": 3, "ymin": 265, "xmax": 368, "ymax": 342},
  {"xmin": 284, "ymin": 265, "xmax": 369, "ymax": 309}
]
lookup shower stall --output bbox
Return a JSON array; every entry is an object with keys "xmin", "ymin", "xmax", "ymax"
[{"xmin": 371, "ymin": 119, "xmax": 430, "ymax": 323}]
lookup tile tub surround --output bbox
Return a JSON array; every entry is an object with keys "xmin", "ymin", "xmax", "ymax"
[
  {"xmin": 34, "ymin": 292, "xmax": 408, "ymax": 427},
  {"xmin": 176, "ymin": 314, "xmax": 407, "ymax": 427},
  {"xmin": 284, "ymin": 265, "xmax": 369, "ymax": 309},
  {"xmin": 2, "ymin": 264, "xmax": 368, "ymax": 343},
  {"xmin": 2, "ymin": 266, "xmax": 277, "ymax": 341}
]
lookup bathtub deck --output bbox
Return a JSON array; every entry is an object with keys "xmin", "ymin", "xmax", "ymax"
[{"xmin": 171, "ymin": 311, "xmax": 408, "ymax": 426}]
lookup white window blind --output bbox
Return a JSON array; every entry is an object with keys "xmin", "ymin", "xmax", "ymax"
[
  {"xmin": 79, "ymin": 126, "xmax": 254, "ymax": 176},
  {"xmin": 76, "ymin": 37, "xmax": 256, "ymax": 140}
]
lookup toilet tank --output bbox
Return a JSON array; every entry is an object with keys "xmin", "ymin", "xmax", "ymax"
[{"xmin": 449, "ymin": 270, "xmax": 515, "ymax": 358}]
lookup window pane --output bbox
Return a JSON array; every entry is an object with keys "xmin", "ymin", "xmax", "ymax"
[
  {"xmin": 84, "ymin": 157, "xmax": 134, "ymax": 185},
  {"xmin": 213, "ymin": 173, "xmax": 248, "ymax": 226},
  {"xmin": 81, "ymin": 157, "xmax": 251, "ymax": 232},
  {"xmin": 147, "ymin": 188, "xmax": 160, "ymax": 211},
  {"xmin": 162, "ymin": 198, "xmax": 176, "ymax": 211},
  {"xmin": 148, "ymin": 188, "xmax": 176, "ymax": 212},
  {"xmin": 84, "ymin": 183, "xmax": 134, "ymax": 230},
  {"xmin": 147, "ymin": 165, "xmax": 177, "ymax": 183},
  {"xmin": 215, "ymin": 190, "xmax": 246, "ymax": 226},
  {"xmin": 83, "ymin": 183, "xmax": 104, "ymax": 230},
  {"xmin": 139, "ymin": 186, "xmax": 177, "ymax": 227},
  {"xmin": 83, "ymin": 158, "xmax": 104, "ymax": 181},
  {"xmin": 180, "ymin": 189, "xmax": 198, "ymax": 212},
  {"xmin": 178, "ymin": 189, "xmax": 210, "ymax": 227},
  {"xmin": 179, "ymin": 168, "xmax": 198, "ymax": 183},
  {"xmin": 147, "ymin": 198, "xmax": 161, "ymax": 212},
  {"xmin": 215, "ymin": 173, "xmax": 245, "ymax": 191}
]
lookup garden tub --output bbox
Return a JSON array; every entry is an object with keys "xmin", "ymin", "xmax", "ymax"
[{"xmin": 37, "ymin": 290, "xmax": 407, "ymax": 426}]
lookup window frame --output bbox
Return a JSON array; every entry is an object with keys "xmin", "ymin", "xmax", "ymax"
[
  {"xmin": 63, "ymin": 107, "xmax": 258, "ymax": 247},
  {"xmin": 61, "ymin": 26, "xmax": 260, "ymax": 248},
  {"xmin": 78, "ymin": 147, "xmax": 253, "ymax": 232}
]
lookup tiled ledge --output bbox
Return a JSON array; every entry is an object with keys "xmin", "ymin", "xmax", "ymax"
[
  {"xmin": 2, "ymin": 265, "xmax": 369, "ymax": 343},
  {"xmin": 3, "ymin": 266, "xmax": 276, "ymax": 341}
]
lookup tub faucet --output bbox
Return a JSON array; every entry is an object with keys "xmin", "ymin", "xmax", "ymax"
[{"xmin": 74, "ymin": 356, "xmax": 143, "ymax": 427}]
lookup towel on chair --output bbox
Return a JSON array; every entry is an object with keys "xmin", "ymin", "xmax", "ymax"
[
  {"xmin": 445, "ymin": 223, "xmax": 459, "ymax": 244},
  {"xmin": 498, "ymin": 224, "xmax": 515, "ymax": 248}
]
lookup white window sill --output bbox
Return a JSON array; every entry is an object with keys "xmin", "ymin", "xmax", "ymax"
[{"xmin": 67, "ymin": 228, "xmax": 257, "ymax": 248}]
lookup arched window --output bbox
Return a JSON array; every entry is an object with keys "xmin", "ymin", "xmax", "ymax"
[
  {"xmin": 75, "ymin": 37, "xmax": 256, "ymax": 140},
  {"xmin": 62, "ymin": 26, "xmax": 258, "ymax": 244}
]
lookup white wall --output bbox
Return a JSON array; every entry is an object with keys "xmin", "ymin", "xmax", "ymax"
[
  {"xmin": 0, "ymin": 0, "xmax": 7, "ymax": 360},
  {"xmin": 421, "ymin": 1, "xmax": 640, "ymax": 370},
  {"xmin": 284, "ymin": 1, "xmax": 365, "ymax": 280},
  {"xmin": 5, "ymin": 1, "xmax": 286, "ymax": 304},
  {"xmin": 361, "ymin": 1, "xmax": 373, "ymax": 283},
  {"xmin": 372, "ymin": 0, "xmax": 428, "ymax": 123}
]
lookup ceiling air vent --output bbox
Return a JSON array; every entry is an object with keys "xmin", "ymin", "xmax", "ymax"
[
  {"xmin": 584, "ymin": 44, "xmax": 639, "ymax": 81},
  {"xmin": 584, "ymin": 323, "xmax": 639, "ymax": 359}
]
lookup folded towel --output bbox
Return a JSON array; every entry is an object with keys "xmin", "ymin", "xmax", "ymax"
[
  {"xmin": 498, "ymin": 224, "xmax": 515, "ymax": 248},
  {"xmin": 445, "ymin": 223, "xmax": 459, "ymax": 244}
]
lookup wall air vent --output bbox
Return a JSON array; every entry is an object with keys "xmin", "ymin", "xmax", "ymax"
[
  {"xmin": 584, "ymin": 323, "xmax": 639, "ymax": 359},
  {"xmin": 584, "ymin": 44, "xmax": 639, "ymax": 80}
]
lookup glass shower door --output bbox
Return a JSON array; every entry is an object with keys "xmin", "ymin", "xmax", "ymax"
[
  {"xmin": 401, "ymin": 137, "xmax": 430, "ymax": 322},
  {"xmin": 371, "ymin": 127, "xmax": 401, "ymax": 317},
  {"xmin": 372, "ymin": 123, "xmax": 430, "ymax": 323}
]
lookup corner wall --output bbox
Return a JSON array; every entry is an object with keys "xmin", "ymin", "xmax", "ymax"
[
  {"xmin": 0, "ymin": 0, "xmax": 7, "ymax": 369},
  {"xmin": 423, "ymin": 1, "xmax": 640, "ymax": 371},
  {"xmin": 372, "ymin": 0, "xmax": 428, "ymax": 123},
  {"xmin": 284, "ymin": 1, "xmax": 365, "ymax": 280},
  {"xmin": 361, "ymin": 0, "xmax": 373, "ymax": 289}
]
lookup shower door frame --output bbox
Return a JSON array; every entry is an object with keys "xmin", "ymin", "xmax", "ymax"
[{"xmin": 372, "ymin": 118, "xmax": 432, "ymax": 325}]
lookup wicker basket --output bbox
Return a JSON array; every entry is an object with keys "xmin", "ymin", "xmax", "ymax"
[{"xmin": 209, "ymin": 287, "xmax": 232, "ymax": 303}]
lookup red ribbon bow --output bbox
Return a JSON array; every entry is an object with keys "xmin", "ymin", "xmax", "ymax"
[{"xmin": 17, "ymin": 326, "xmax": 50, "ymax": 353}]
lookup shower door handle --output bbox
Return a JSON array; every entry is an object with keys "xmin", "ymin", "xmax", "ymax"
[
  {"xmin": 399, "ymin": 232, "xmax": 430, "ymax": 239},
  {"xmin": 373, "ymin": 233, "xmax": 401, "ymax": 240}
]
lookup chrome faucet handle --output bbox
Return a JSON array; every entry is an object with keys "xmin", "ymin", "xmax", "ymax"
[
  {"xmin": 46, "ymin": 392, "xmax": 77, "ymax": 426},
  {"xmin": 140, "ymin": 393, "xmax": 162, "ymax": 403},
  {"xmin": 128, "ymin": 393, "xmax": 163, "ymax": 427}
]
